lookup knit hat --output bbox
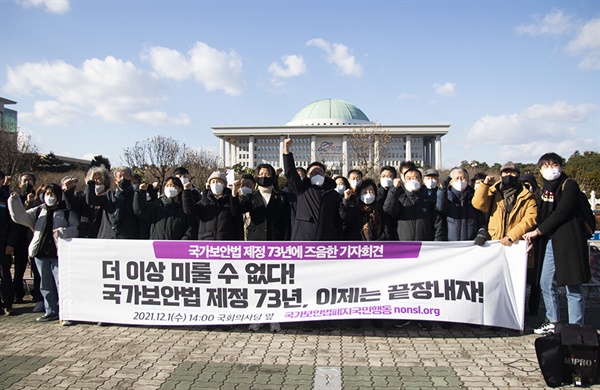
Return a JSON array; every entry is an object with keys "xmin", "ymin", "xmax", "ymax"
[{"xmin": 207, "ymin": 171, "xmax": 227, "ymax": 184}]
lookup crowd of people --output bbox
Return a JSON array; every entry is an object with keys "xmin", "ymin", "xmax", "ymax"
[{"xmin": 0, "ymin": 140, "xmax": 592, "ymax": 335}]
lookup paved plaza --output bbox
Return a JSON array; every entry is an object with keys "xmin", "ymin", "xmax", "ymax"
[{"xmin": 1, "ymin": 291, "xmax": 599, "ymax": 390}]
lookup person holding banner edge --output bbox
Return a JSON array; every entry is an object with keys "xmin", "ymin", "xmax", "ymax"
[{"xmin": 523, "ymin": 153, "xmax": 591, "ymax": 335}]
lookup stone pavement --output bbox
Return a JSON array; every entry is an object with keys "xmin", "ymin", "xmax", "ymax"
[{"xmin": 1, "ymin": 291, "xmax": 600, "ymax": 390}]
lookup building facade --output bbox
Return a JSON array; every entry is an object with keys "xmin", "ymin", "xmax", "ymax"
[
  {"xmin": 0, "ymin": 97, "xmax": 18, "ymax": 146},
  {"xmin": 212, "ymin": 98, "xmax": 449, "ymax": 174}
]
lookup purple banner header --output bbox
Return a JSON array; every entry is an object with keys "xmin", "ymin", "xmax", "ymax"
[{"xmin": 152, "ymin": 241, "xmax": 422, "ymax": 260}]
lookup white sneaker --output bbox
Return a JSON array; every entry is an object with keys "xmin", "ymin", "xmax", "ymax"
[
  {"xmin": 533, "ymin": 319, "xmax": 555, "ymax": 335},
  {"xmin": 270, "ymin": 322, "xmax": 281, "ymax": 332},
  {"xmin": 248, "ymin": 323, "xmax": 262, "ymax": 331}
]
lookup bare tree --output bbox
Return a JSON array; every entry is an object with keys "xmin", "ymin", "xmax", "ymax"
[
  {"xmin": 0, "ymin": 128, "xmax": 39, "ymax": 177},
  {"xmin": 181, "ymin": 147, "xmax": 220, "ymax": 188},
  {"xmin": 348, "ymin": 123, "xmax": 391, "ymax": 178},
  {"xmin": 122, "ymin": 135, "xmax": 188, "ymax": 188}
]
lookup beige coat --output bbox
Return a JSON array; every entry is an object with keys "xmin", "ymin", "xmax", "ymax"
[{"xmin": 472, "ymin": 182, "xmax": 537, "ymax": 242}]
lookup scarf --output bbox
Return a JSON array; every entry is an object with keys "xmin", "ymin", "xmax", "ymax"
[
  {"xmin": 499, "ymin": 184, "xmax": 518, "ymax": 214},
  {"xmin": 539, "ymin": 172, "xmax": 566, "ymax": 222},
  {"xmin": 359, "ymin": 202, "xmax": 382, "ymax": 241}
]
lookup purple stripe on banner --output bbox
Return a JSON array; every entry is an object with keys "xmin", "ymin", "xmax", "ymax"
[{"xmin": 152, "ymin": 241, "xmax": 422, "ymax": 260}]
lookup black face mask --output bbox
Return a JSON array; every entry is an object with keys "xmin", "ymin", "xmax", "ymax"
[
  {"xmin": 21, "ymin": 183, "xmax": 33, "ymax": 195},
  {"xmin": 257, "ymin": 177, "xmax": 273, "ymax": 187},
  {"xmin": 118, "ymin": 179, "xmax": 131, "ymax": 190},
  {"xmin": 501, "ymin": 175, "xmax": 519, "ymax": 188}
]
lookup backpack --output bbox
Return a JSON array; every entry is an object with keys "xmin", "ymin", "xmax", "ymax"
[
  {"xmin": 562, "ymin": 179, "xmax": 596, "ymax": 238},
  {"xmin": 535, "ymin": 324, "xmax": 600, "ymax": 387}
]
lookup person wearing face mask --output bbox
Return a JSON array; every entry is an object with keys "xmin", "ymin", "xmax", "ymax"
[
  {"xmin": 233, "ymin": 164, "xmax": 291, "ymax": 333},
  {"xmin": 86, "ymin": 166, "xmax": 141, "ymax": 240},
  {"xmin": 347, "ymin": 169, "xmax": 363, "ymax": 193},
  {"xmin": 384, "ymin": 168, "xmax": 443, "ymax": 331},
  {"xmin": 8, "ymin": 184, "xmax": 79, "ymax": 323},
  {"xmin": 422, "ymin": 169, "xmax": 440, "ymax": 202},
  {"xmin": 133, "ymin": 177, "xmax": 195, "ymax": 240},
  {"xmin": 283, "ymin": 138, "xmax": 342, "ymax": 241},
  {"xmin": 376, "ymin": 166, "xmax": 399, "ymax": 241},
  {"xmin": 523, "ymin": 153, "xmax": 591, "ymax": 335},
  {"xmin": 182, "ymin": 171, "xmax": 242, "ymax": 240},
  {"xmin": 342, "ymin": 179, "xmax": 391, "ymax": 241},
  {"xmin": 335, "ymin": 176, "xmax": 351, "ymax": 198},
  {"xmin": 174, "ymin": 167, "xmax": 200, "ymax": 203},
  {"xmin": 238, "ymin": 173, "xmax": 256, "ymax": 240},
  {"xmin": 437, "ymin": 168, "xmax": 485, "ymax": 242},
  {"xmin": 472, "ymin": 161, "xmax": 537, "ymax": 248}
]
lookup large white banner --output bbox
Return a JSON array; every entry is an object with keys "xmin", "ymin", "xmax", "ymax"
[{"xmin": 59, "ymin": 239, "xmax": 527, "ymax": 330}]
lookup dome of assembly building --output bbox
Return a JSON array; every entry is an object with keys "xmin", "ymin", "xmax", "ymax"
[{"xmin": 286, "ymin": 98, "xmax": 372, "ymax": 126}]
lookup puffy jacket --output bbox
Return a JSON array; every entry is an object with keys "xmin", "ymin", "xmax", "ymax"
[
  {"xmin": 182, "ymin": 187, "xmax": 242, "ymax": 240},
  {"xmin": 133, "ymin": 191, "xmax": 195, "ymax": 240},
  {"xmin": 8, "ymin": 195, "xmax": 79, "ymax": 257},
  {"xmin": 437, "ymin": 186, "xmax": 485, "ymax": 241},
  {"xmin": 86, "ymin": 181, "xmax": 140, "ymax": 239},
  {"xmin": 472, "ymin": 182, "xmax": 537, "ymax": 242},
  {"xmin": 383, "ymin": 186, "xmax": 444, "ymax": 241}
]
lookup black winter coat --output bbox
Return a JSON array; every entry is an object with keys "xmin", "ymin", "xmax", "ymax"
[
  {"xmin": 437, "ymin": 186, "xmax": 485, "ymax": 241},
  {"xmin": 0, "ymin": 186, "xmax": 17, "ymax": 249},
  {"xmin": 283, "ymin": 153, "xmax": 342, "ymax": 241},
  {"xmin": 238, "ymin": 189, "xmax": 291, "ymax": 241},
  {"xmin": 536, "ymin": 174, "xmax": 591, "ymax": 286},
  {"xmin": 383, "ymin": 185, "xmax": 444, "ymax": 241},
  {"xmin": 182, "ymin": 187, "xmax": 242, "ymax": 240},
  {"xmin": 86, "ymin": 181, "xmax": 141, "ymax": 239},
  {"xmin": 133, "ymin": 191, "xmax": 195, "ymax": 240}
]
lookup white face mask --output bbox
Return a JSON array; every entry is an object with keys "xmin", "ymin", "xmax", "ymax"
[
  {"xmin": 179, "ymin": 177, "xmax": 189, "ymax": 185},
  {"xmin": 240, "ymin": 187, "xmax": 253, "ymax": 196},
  {"xmin": 210, "ymin": 183, "xmax": 224, "ymax": 195},
  {"xmin": 336, "ymin": 184, "xmax": 346, "ymax": 195},
  {"xmin": 424, "ymin": 178, "xmax": 438, "ymax": 190},
  {"xmin": 349, "ymin": 179, "xmax": 361, "ymax": 189},
  {"xmin": 380, "ymin": 177, "xmax": 393, "ymax": 189},
  {"xmin": 95, "ymin": 184, "xmax": 105, "ymax": 195},
  {"xmin": 146, "ymin": 192, "xmax": 151, "ymax": 201},
  {"xmin": 452, "ymin": 180, "xmax": 467, "ymax": 192},
  {"xmin": 360, "ymin": 193, "xmax": 376, "ymax": 205},
  {"xmin": 164, "ymin": 187, "xmax": 179, "ymax": 198},
  {"xmin": 404, "ymin": 180, "xmax": 421, "ymax": 192},
  {"xmin": 44, "ymin": 195, "xmax": 57, "ymax": 207},
  {"xmin": 39, "ymin": 193, "xmax": 44, "ymax": 202},
  {"xmin": 310, "ymin": 174, "xmax": 325, "ymax": 186},
  {"xmin": 541, "ymin": 167, "xmax": 561, "ymax": 181},
  {"xmin": 474, "ymin": 183, "xmax": 480, "ymax": 191},
  {"xmin": 132, "ymin": 184, "xmax": 138, "ymax": 191}
]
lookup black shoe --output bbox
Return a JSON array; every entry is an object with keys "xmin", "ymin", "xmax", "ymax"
[
  {"xmin": 417, "ymin": 321, "xmax": 432, "ymax": 331},
  {"xmin": 394, "ymin": 320, "xmax": 411, "ymax": 329},
  {"xmin": 14, "ymin": 297, "xmax": 25, "ymax": 304},
  {"xmin": 36, "ymin": 314, "xmax": 59, "ymax": 322}
]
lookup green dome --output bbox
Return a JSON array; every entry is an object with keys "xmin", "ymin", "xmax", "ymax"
[{"xmin": 286, "ymin": 98, "xmax": 371, "ymax": 126}]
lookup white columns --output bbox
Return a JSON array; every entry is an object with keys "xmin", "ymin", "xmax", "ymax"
[
  {"xmin": 279, "ymin": 135, "xmax": 284, "ymax": 169},
  {"xmin": 311, "ymin": 135, "xmax": 316, "ymax": 162},
  {"xmin": 405, "ymin": 135, "xmax": 412, "ymax": 161},
  {"xmin": 435, "ymin": 135, "xmax": 442, "ymax": 170},
  {"xmin": 249, "ymin": 136, "xmax": 255, "ymax": 169},
  {"xmin": 219, "ymin": 138, "xmax": 226, "ymax": 167},
  {"xmin": 342, "ymin": 135, "xmax": 348, "ymax": 175}
]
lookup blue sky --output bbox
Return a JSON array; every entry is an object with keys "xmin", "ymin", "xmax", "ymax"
[{"xmin": 1, "ymin": 0, "xmax": 598, "ymax": 169}]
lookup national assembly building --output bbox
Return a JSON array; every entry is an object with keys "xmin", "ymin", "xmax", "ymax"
[{"xmin": 212, "ymin": 98, "xmax": 449, "ymax": 175}]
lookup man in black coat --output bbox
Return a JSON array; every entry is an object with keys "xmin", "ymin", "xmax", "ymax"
[
  {"xmin": 86, "ymin": 166, "xmax": 141, "ymax": 239},
  {"xmin": 283, "ymin": 138, "xmax": 342, "ymax": 241},
  {"xmin": 0, "ymin": 171, "xmax": 18, "ymax": 315}
]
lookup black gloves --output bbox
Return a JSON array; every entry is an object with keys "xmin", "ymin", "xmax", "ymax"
[
  {"xmin": 474, "ymin": 228, "xmax": 489, "ymax": 246},
  {"xmin": 442, "ymin": 176, "xmax": 452, "ymax": 189}
]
